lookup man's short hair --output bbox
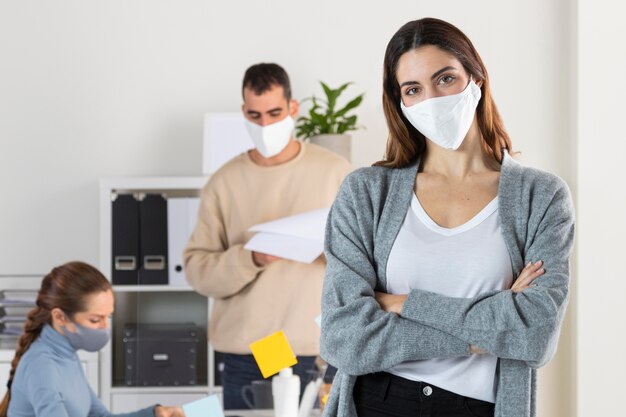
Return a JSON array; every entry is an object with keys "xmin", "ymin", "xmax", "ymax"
[{"xmin": 242, "ymin": 63, "xmax": 292, "ymax": 101}]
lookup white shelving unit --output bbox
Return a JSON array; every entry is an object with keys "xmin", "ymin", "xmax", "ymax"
[
  {"xmin": 99, "ymin": 176, "xmax": 221, "ymax": 412},
  {"xmin": 0, "ymin": 276, "xmax": 99, "ymax": 399}
]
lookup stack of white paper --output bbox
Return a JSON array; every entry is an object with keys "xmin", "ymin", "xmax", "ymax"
[
  {"xmin": 183, "ymin": 394, "xmax": 224, "ymax": 417},
  {"xmin": 244, "ymin": 208, "xmax": 329, "ymax": 264}
]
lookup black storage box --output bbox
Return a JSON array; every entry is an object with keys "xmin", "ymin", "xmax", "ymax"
[{"xmin": 123, "ymin": 323, "xmax": 200, "ymax": 386}]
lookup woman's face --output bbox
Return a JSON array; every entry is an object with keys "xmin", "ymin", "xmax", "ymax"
[
  {"xmin": 53, "ymin": 289, "xmax": 114, "ymax": 333},
  {"xmin": 396, "ymin": 44, "xmax": 471, "ymax": 107},
  {"xmin": 73, "ymin": 290, "xmax": 114, "ymax": 329}
]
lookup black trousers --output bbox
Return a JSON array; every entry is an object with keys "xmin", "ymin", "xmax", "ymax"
[{"xmin": 353, "ymin": 372, "xmax": 495, "ymax": 417}]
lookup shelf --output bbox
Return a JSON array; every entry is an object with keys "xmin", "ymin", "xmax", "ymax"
[
  {"xmin": 113, "ymin": 285, "xmax": 194, "ymax": 293},
  {"xmin": 0, "ymin": 350, "xmax": 17, "ymax": 359},
  {"xmin": 111, "ymin": 385, "xmax": 219, "ymax": 394},
  {"xmin": 100, "ymin": 176, "xmax": 215, "ymax": 411},
  {"xmin": 1, "ymin": 346, "xmax": 98, "ymax": 359},
  {"xmin": 100, "ymin": 176, "xmax": 208, "ymax": 191}
]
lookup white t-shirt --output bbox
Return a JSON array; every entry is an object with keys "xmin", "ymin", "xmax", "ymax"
[{"xmin": 386, "ymin": 194, "xmax": 513, "ymax": 403}]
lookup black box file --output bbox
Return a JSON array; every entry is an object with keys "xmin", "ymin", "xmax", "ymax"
[
  {"xmin": 138, "ymin": 194, "xmax": 169, "ymax": 285},
  {"xmin": 112, "ymin": 194, "xmax": 140, "ymax": 285},
  {"xmin": 123, "ymin": 323, "xmax": 200, "ymax": 386}
]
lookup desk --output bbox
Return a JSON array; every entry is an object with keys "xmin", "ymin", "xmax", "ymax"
[
  {"xmin": 224, "ymin": 411, "xmax": 273, "ymax": 417},
  {"xmin": 224, "ymin": 409, "xmax": 322, "ymax": 417}
]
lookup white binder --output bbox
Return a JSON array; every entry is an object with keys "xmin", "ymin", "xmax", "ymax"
[{"xmin": 167, "ymin": 197, "xmax": 201, "ymax": 287}]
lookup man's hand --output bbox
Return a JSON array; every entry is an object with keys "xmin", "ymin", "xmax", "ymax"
[
  {"xmin": 374, "ymin": 292, "xmax": 407, "ymax": 315},
  {"xmin": 252, "ymin": 251, "xmax": 283, "ymax": 267}
]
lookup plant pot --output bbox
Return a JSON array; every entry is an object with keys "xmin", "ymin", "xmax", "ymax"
[{"xmin": 308, "ymin": 134, "xmax": 351, "ymax": 162}]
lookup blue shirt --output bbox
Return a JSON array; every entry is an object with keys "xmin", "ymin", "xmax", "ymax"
[{"xmin": 9, "ymin": 324, "xmax": 154, "ymax": 417}]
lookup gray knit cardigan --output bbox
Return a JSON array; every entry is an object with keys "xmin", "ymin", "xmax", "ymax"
[{"xmin": 320, "ymin": 152, "xmax": 575, "ymax": 417}]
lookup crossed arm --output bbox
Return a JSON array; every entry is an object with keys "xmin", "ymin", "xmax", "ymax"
[
  {"xmin": 375, "ymin": 260, "xmax": 546, "ymax": 354},
  {"xmin": 321, "ymin": 176, "xmax": 574, "ymax": 374}
]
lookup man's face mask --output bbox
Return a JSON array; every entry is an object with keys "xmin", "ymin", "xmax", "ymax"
[{"xmin": 244, "ymin": 114, "xmax": 295, "ymax": 158}]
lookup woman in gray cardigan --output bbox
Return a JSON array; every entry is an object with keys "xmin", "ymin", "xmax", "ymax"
[{"xmin": 320, "ymin": 18, "xmax": 574, "ymax": 417}]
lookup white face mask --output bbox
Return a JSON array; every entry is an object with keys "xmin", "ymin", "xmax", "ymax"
[
  {"xmin": 400, "ymin": 79, "xmax": 482, "ymax": 150},
  {"xmin": 244, "ymin": 115, "xmax": 295, "ymax": 158}
]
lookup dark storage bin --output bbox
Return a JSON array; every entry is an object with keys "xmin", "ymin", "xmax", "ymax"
[{"xmin": 123, "ymin": 323, "xmax": 200, "ymax": 386}]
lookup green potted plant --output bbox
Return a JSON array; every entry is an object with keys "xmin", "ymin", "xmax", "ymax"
[{"xmin": 295, "ymin": 81, "xmax": 364, "ymax": 162}]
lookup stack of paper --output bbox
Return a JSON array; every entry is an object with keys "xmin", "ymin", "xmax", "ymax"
[
  {"xmin": 183, "ymin": 395, "xmax": 224, "ymax": 417},
  {"xmin": 244, "ymin": 208, "xmax": 329, "ymax": 264},
  {"xmin": 0, "ymin": 290, "xmax": 37, "ymax": 349}
]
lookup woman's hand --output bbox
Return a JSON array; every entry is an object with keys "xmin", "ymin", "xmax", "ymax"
[
  {"xmin": 470, "ymin": 345, "xmax": 487, "ymax": 355},
  {"xmin": 374, "ymin": 292, "xmax": 407, "ymax": 314},
  {"xmin": 374, "ymin": 262, "xmax": 543, "ymax": 351},
  {"xmin": 512, "ymin": 261, "xmax": 544, "ymax": 293},
  {"xmin": 470, "ymin": 262, "xmax": 544, "ymax": 355},
  {"xmin": 154, "ymin": 405, "xmax": 185, "ymax": 417}
]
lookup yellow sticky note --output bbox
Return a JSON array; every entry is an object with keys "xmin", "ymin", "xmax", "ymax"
[{"xmin": 249, "ymin": 330, "xmax": 298, "ymax": 378}]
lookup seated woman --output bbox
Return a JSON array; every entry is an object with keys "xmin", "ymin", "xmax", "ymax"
[{"xmin": 0, "ymin": 261, "xmax": 184, "ymax": 417}]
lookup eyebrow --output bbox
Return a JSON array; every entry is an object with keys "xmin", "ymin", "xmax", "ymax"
[
  {"xmin": 399, "ymin": 66, "xmax": 458, "ymax": 88},
  {"xmin": 431, "ymin": 66, "xmax": 456, "ymax": 80},
  {"xmin": 246, "ymin": 107, "xmax": 283, "ymax": 116}
]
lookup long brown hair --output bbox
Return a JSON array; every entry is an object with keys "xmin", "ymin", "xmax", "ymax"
[
  {"xmin": 375, "ymin": 17, "xmax": 512, "ymax": 168},
  {"xmin": 0, "ymin": 261, "xmax": 112, "ymax": 417}
]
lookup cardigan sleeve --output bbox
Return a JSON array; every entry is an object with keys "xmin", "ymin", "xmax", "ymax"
[
  {"xmin": 400, "ymin": 178, "xmax": 575, "ymax": 368},
  {"xmin": 320, "ymin": 175, "xmax": 470, "ymax": 376}
]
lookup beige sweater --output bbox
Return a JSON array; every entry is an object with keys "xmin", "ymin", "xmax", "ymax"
[{"xmin": 184, "ymin": 143, "xmax": 351, "ymax": 355}]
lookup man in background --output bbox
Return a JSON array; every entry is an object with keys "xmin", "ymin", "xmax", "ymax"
[{"xmin": 184, "ymin": 63, "xmax": 351, "ymax": 409}]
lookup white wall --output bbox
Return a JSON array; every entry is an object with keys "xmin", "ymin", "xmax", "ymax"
[
  {"xmin": 0, "ymin": 0, "xmax": 573, "ymax": 271},
  {"xmin": 577, "ymin": 0, "xmax": 626, "ymax": 415},
  {"xmin": 0, "ymin": 0, "xmax": 577, "ymax": 414}
]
